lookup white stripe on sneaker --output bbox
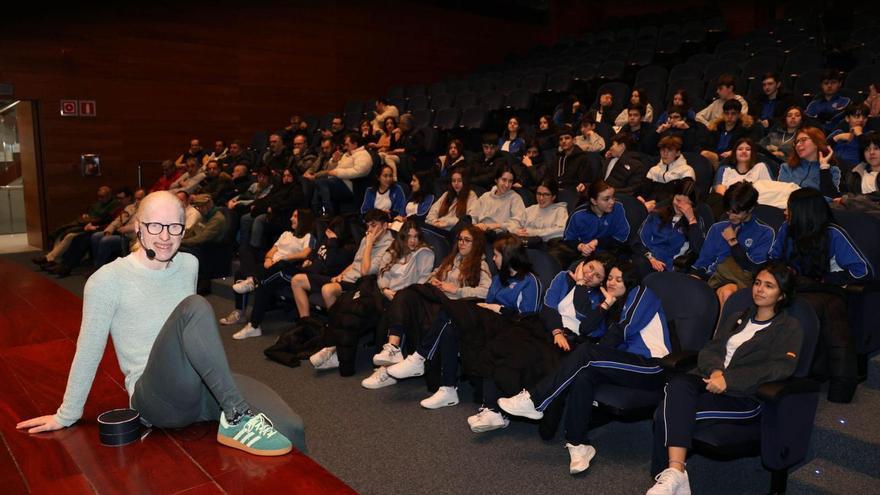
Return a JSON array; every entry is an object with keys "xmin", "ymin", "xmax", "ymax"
[
  {"xmin": 234, "ymin": 429, "xmax": 249, "ymax": 442},
  {"xmin": 246, "ymin": 435, "xmax": 262, "ymax": 447}
]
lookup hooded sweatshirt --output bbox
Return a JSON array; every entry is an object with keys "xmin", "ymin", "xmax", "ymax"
[
  {"xmin": 646, "ymin": 154, "xmax": 695, "ymax": 184},
  {"xmin": 507, "ymin": 202, "xmax": 569, "ymax": 241},
  {"xmin": 471, "ymin": 186, "xmax": 526, "ymax": 229}
]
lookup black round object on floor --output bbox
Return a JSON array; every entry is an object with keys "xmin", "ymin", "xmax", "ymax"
[{"xmin": 97, "ymin": 408, "xmax": 141, "ymax": 447}]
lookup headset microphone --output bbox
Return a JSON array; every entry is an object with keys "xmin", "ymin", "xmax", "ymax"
[{"xmin": 137, "ymin": 231, "xmax": 157, "ymax": 260}]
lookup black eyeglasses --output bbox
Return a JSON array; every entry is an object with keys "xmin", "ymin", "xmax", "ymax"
[
  {"xmin": 457, "ymin": 236, "xmax": 473, "ymax": 244},
  {"xmin": 142, "ymin": 222, "xmax": 185, "ymax": 236}
]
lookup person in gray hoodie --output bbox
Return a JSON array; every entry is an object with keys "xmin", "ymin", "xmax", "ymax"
[
  {"xmin": 472, "ymin": 166, "xmax": 526, "ymax": 236},
  {"xmin": 508, "ymin": 178, "xmax": 568, "ymax": 244}
]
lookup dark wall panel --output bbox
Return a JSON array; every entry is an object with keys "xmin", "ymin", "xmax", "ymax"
[{"xmin": 1, "ymin": 2, "xmax": 551, "ymax": 230}]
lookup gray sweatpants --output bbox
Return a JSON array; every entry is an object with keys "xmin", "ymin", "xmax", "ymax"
[{"xmin": 131, "ymin": 295, "xmax": 307, "ymax": 453}]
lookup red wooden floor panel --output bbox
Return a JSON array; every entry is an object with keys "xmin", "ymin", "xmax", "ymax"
[{"xmin": 0, "ymin": 258, "xmax": 356, "ymax": 494}]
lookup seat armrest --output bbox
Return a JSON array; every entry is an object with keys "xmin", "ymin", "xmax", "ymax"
[
  {"xmin": 757, "ymin": 377, "xmax": 820, "ymax": 401},
  {"xmin": 659, "ymin": 351, "xmax": 698, "ymax": 371}
]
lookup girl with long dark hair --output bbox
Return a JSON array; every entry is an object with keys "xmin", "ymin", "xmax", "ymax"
[
  {"xmin": 648, "ymin": 262, "xmax": 802, "ymax": 494},
  {"xmin": 393, "ymin": 169, "xmax": 436, "ymax": 224},
  {"xmin": 769, "ymin": 188, "xmax": 870, "ymax": 402},
  {"xmin": 426, "ymin": 167, "xmax": 478, "ymax": 232},
  {"xmin": 361, "ymin": 163, "xmax": 406, "ymax": 218}
]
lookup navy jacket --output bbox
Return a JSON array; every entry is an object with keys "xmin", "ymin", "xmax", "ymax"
[
  {"xmin": 769, "ymin": 222, "xmax": 871, "ymax": 284},
  {"xmin": 361, "ymin": 184, "xmax": 407, "ymax": 217},
  {"xmin": 598, "ymin": 286, "xmax": 672, "ymax": 359},
  {"xmin": 563, "ymin": 201, "xmax": 630, "ymax": 251},
  {"xmin": 637, "ymin": 213, "xmax": 707, "ymax": 269},
  {"xmin": 693, "ymin": 216, "xmax": 775, "ymax": 277},
  {"xmin": 541, "ymin": 271, "xmax": 606, "ymax": 338},
  {"xmin": 486, "ymin": 272, "xmax": 542, "ymax": 316}
]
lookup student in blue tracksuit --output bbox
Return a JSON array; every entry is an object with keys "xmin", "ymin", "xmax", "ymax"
[
  {"xmin": 635, "ymin": 178, "xmax": 707, "ymax": 277},
  {"xmin": 828, "ymin": 103, "xmax": 869, "ymax": 169},
  {"xmin": 778, "ymin": 126, "xmax": 842, "ymax": 198},
  {"xmin": 394, "ymin": 169, "xmax": 435, "ymax": 224},
  {"xmin": 468, "ymin": 254, "xmax": 613, "ymax": 433},
  {"xmin": 769, "ymin": 187, "xmax": 871, "ymax": 403},
  {"xmin": 361, "ymin": 164, "xmax": 407, "ymax": 218},
  {"xmin": 804, "ymin": 70, "xmax": 851, "ymax": 133},
  {"xmin": 559, "ymin": 180, "xmax": 630, "ymax": 267},
  {"xmin": 692, "ymin": 181, "xmax": 775, "ymax": 306},
  {"xmin": 499, "ymin": 261, "xmax": 672, "ymax": 475}
]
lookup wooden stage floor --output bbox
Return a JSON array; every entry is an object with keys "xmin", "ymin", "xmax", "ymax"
[{"xmin": 0, "ymin": 258, "xmax": 355, "ymax": 494}]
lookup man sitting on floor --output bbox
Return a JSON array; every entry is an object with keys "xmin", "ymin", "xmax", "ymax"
[{"xmin": 16, "ymin": 190, "xmax": 305, "ymax": 455}]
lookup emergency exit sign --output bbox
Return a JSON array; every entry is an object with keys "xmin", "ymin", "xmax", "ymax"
[{"xmin": 60, "ymin": 99, "xmax": 97, "ymax": 117}]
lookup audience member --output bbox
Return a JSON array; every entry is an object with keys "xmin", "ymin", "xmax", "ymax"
[
  {"xmin": 471, "ymin": 166, "xmax": 526, "ymax": 236},
  {"xmin": 778, "ymin": 126, "xmax": 842, "ymax": 197},
  {"xmin": 691, "ymin": 181, "xmax": 774, "ymax": 306},
  {"xmin": 760, "ymin": 106, "xmax": 804, "ymax": 159},
  {"xmin": 648, "ymin": 262, "xmax": 801, "ymax": 495},
  {"xmin": 805, "ymin": 70, "xmax": 851, "ymax": 132},
  {"xmin": 230, "ymin": 209, "xmax": 316, "ymax": 340},
  {"xmin": 425, "ymin": 168, "xmax": 477, "ymax": 235},
  {"xmin": 508, "ymin": 178, "xmax": 568, "ymax": 244},
  {"xmin": 168, "ymin": 158, "xmax": 207, "ymax": 194},
  {"xmin": 614, "ymin": 88, "xmax": 654, "ymax": 126},
  {"xmin": 701, "ymin": 99, "xmax": 759, "ymax": 169},
  {"xmin": 151, "ymin": 160, "xmax": 183, "ymax": 192},
  {"xmin": 91, "ymin": 188, "xmax": 146, "ymax": 269},
  {"xmin": 696, "ymin": 74, "xmax": 749, "ymax": 126},
  {"xmin": 601, "ymin": 133, "xmax": 647, "ymax": 195},
  {"xmin": 261, "ymin": 133, "xmax": 293, "ymax": 172},
  {"xmin": 574, "ymin": 114, "xmax": 606, "ymax": 153},
  {"xmin": 371, "ymin": 98, "xmax": 400, "ymax": 133},
  {"xmin": 361, "ymin": 164, "xmax": 406, "ymax": 218},
  {"xmin": 498, "ymin": 117, "xmax": 526, "ymax": 158},
  {"xmin": 828, "ymin": 103, "xmax": 868, "ymax": 168},
  {"xmin": 750, "ymin": 72, "xmax": 796, "ymax": 130},
  {"xmin": 770, "ymin": 188, "xmax": 869, "ymax": 402},
  {"xmin": 175, "ymin": 138, "xmax": 206, "ymax": 167},
  {"xmin": 311, "ymin": 132, "xmax": 373, "ymax": 216},
  {"xmin": 634, "ymin": 178, "xmax": 705, "ymax": 276}
]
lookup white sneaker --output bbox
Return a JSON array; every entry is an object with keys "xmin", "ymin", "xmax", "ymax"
[
  {"xmin": 497, "ymin": 390, "xmax": 543, "ymax": 420},
  {"xmin": 646, "ymin": 468, "xmax": 691, "ymax": 495},
  {"xmin": 220, "ymin": 309, "xmax": 244, "ymax": 325},
  {"xmin": 233, "ymin": 277, "xmax": 256, "ymax": 294},
  {"xmin": 386, "ymin": 353, "xmax": 425, "ymax": 379},
  {"xmin": 361, "ymin": 367, "xmax": 398, "ymax": 389},
  {"xmin": 373, "ymin": 343, "xmax": 403, "ymax": 366},
  {"xmin": 420, "ymin": 386, "xmax": 459, "ymax": 409},
  {"xmin": 467, "ymin": 407, "xmax": 510, "ymax": 432},
  {"xmin": 565, "ymin": 443, "xmax": 597, "ymax": 474},
  {"xmin": 309, "ymin": 347, "xmax": 339, "ymax": 370},
  {"xmin": 232, "ymin": 323, "xmax": 261, "ymax": 340}
]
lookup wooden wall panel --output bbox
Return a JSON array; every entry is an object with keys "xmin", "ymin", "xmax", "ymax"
[
  {"xmin": 1, "ymin": 1, "xmax": 762, "ymax": 233},
  {"xmin": 1, "ymin": 2, "xmax": 554, "ymax": 231}
]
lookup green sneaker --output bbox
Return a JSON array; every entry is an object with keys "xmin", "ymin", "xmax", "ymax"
[{"xmin": 217, "ymin": 412, "xmax": 292, "ymax": 456}]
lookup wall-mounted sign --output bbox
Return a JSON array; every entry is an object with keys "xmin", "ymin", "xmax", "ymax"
[
  {"xmin": 79, "ymin": 100, "xmax": 96, "ymax": 117},
  {"xmin": 61, "ymin": 100, "xmax": 78, "ymax": 116}
]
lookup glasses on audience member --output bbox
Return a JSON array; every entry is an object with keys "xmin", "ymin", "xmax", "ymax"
[
  {"xmin": 142, "ymin": 222, "xmax": 185, "ymax": 236},
  {"xmin": 795, "ymin": 137, "xmax": 811, "ymax": 144},
  {"xmin": 536, "ymin": 191, "xmax": 553, "ymax": 197},
  {"xmin": 457, "ymin": 236, "xmax": 473, "ymax": 244}
]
